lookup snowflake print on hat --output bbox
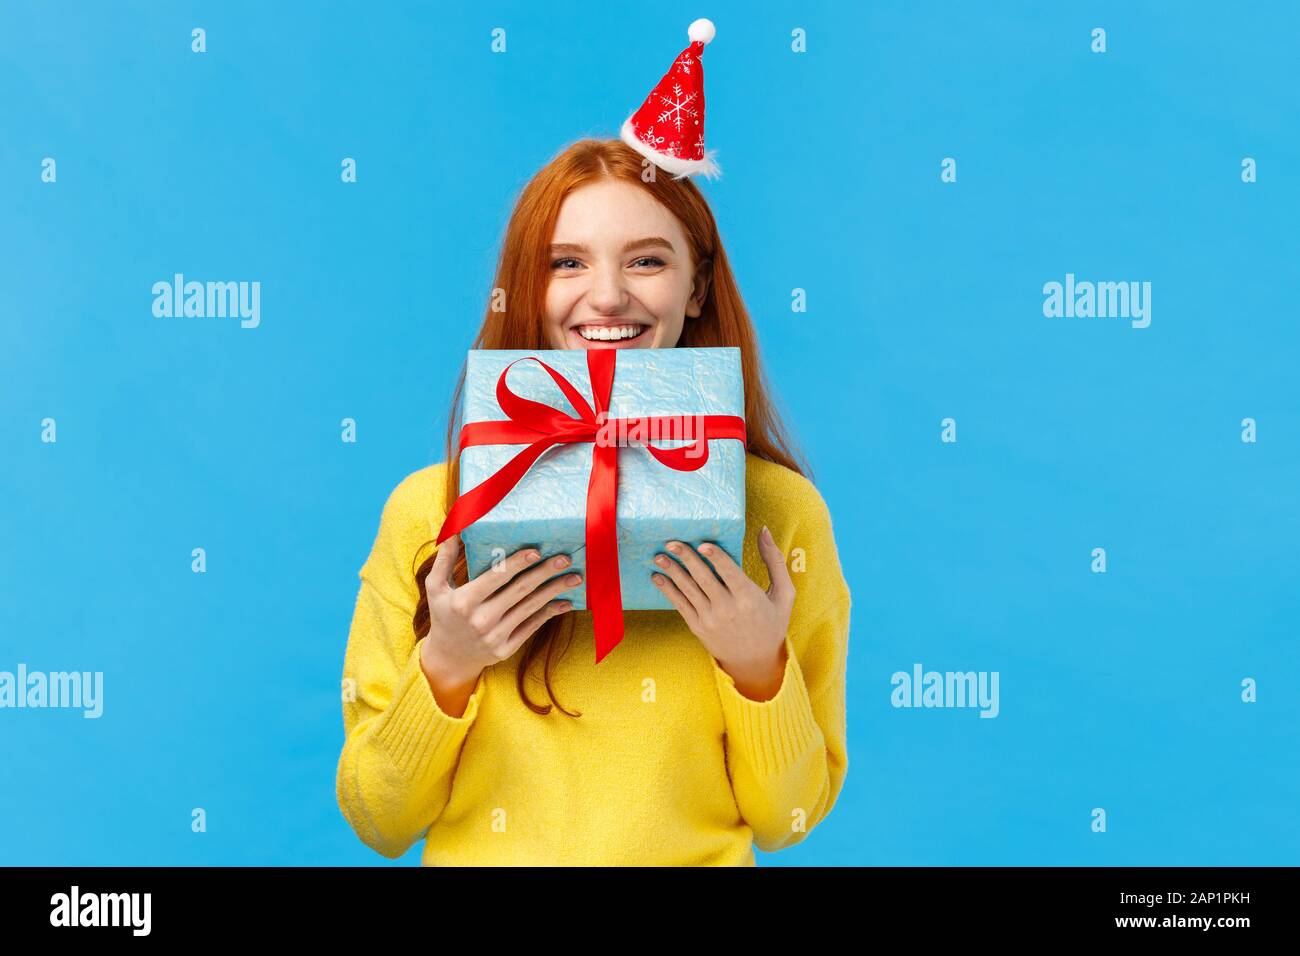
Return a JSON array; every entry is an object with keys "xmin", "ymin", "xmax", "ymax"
[
  {"xmin": 620, "ymin": 18, "xmax": 721, "ymax": 180},
  {"xmin": 658, "ymin": 83, "xmax": 698, "ymax": 133}
]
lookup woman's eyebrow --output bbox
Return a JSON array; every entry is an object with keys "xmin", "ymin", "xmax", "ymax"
[{"xmin": 549, "ymin": 237, "xmax": 676, "ymax": 255}]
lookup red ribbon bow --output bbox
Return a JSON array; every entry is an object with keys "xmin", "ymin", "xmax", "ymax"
[{"xmin": 436, "ymin": 348, "xmax": 747, "ymax": 662}]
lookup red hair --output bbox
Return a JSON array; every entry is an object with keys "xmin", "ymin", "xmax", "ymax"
[{"xmin": 411, "ymin": 138, "xmax": 809, "ymax": 716}]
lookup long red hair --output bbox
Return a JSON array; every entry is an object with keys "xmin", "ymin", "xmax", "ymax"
[{"xmin": 411, "ymin": 138, "xmax": 809, "ymax": 716}]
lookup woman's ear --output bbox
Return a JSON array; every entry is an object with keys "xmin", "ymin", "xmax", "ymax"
[{"xmin": 685, "ymin": 260, "xmax": 712, "ymax": 318}]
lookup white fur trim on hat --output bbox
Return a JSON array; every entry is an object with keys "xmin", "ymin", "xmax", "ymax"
[{"xmin": 620, "ymin": 115, "xmax": 722, "ymax": 181}]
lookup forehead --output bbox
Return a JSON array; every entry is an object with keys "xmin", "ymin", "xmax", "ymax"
[{"xmin": 551, "ymin": 179, "xmax": 684, "ymax": 242}]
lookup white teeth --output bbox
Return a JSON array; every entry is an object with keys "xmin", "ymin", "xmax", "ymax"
[{"xmin": 577, "ymin": 324, "xmax": 645, "ymax": 341}]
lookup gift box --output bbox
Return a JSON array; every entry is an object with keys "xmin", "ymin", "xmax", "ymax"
[{"xmin": 437, "ymin": 346, "xmax": 748, "ymax": 662}]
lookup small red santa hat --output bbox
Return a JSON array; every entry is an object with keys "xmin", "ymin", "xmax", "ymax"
[{"xmin": 619, "ymin": 18, "xmax": 721, "ymax": 180}]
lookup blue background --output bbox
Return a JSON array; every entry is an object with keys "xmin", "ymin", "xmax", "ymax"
[{"xmin": 2, "ymin": 0, "xmax": 1296, "ymax": 866}]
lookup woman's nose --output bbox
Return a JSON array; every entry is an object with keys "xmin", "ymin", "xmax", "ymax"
[{"xmin": 586, "ymin": 266, "xmax": 629, "ymax": 312}]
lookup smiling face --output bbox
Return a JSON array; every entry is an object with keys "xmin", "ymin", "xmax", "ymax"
[{"xmin": 544, "ymin": 178, "xmax": 709, "ymax": 350}]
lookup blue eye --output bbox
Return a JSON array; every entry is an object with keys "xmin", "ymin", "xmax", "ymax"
[
  {"xmin": 632, "ymin": 256, "xmax": 666, "ymax": 268},
  {"xmin": 551, "ymin": 258, "xmax": 581, "ymax": 270}
]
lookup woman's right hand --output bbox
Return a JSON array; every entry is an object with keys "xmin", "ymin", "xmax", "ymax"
[{"xmin": 419, "ymin": 533, "xmax": 581, "ymax": 691}]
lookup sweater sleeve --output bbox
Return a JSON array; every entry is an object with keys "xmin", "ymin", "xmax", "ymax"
[
  {"xmin": 335, "ymin": 466, "xmax": 487, "ymax": 860},
  {"xmin": 711, "ymin": 477, "xmax": 852, "ymax": 853}
]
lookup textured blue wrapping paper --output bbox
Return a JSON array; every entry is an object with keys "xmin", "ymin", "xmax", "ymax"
[{"xmin": 459, "ymin": 347, "xmax": 746, "ymax": 611}]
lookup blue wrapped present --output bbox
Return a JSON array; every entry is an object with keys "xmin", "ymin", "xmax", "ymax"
[{"xmin": 436, "ymin": 346, "xmax": 748, "ymax": 662}]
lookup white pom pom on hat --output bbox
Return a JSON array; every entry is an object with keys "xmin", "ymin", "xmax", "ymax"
[
  {"xmin": 687, "ymin": 18, "xmax": 716, "ymax": 44},
  {"xmin": 619, "ymin": 18, "xmax": 722, "ymax": 180}
]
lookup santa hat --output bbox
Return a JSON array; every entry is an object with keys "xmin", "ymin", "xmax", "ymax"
[{"xmin": 619, "ymin": 18, "xmax": 721, "ymax": 180}]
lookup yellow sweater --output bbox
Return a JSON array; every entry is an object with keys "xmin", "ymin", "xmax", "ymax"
[{"xmin": 336, "ymin": 452, "xmax": 852, "ymax": 866}]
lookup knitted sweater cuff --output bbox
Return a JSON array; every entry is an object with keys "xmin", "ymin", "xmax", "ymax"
[
  {"xmin": 712, "ymin": 635, "xmax": 821, "ymax": 777},
  {"xmin": 373, "ymin": 639, "xmax": 486, "ymax": 784}
]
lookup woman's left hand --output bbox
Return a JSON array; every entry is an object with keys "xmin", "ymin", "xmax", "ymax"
[{"xmin": 651, "ymin": 525, "xmax": 796, "ymax": 695}]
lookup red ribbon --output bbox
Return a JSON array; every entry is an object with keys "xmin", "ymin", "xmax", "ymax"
[{"xmin": 436, "ymin": 348, "xmax": 747, "ymax": 663}]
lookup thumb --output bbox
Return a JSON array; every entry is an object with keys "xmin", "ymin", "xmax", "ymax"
[
  {"xmin": 758, "ymin": 525, "xmax": 795, "ymax": 609},
  {"xmin": 429, "ymin": 531, "xmax": 460, "ymax": 591}
]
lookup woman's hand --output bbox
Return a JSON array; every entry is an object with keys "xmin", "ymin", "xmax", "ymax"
[
  {"xmin": 420, "ymin": 533, "xmax": 581, "ymax": 689},
  {"xmin": 650, "ymin": 525, "xmax": 796, "ymax": 698}
]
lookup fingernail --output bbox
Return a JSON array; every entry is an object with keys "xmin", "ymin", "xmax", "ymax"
[
  {"xmin": 554, "ymin": 600, "xmax": 572, "ymax": 612},
  {"xmin": 666, "ymin": 541, "xmax": 682, "ymax": 553},
  {"xmin": 654, "ymin": 554, "xmax": 669, "ymax": 567},
  {"xmin": 699, "ymin": 543, "xmax": 714, "ymax": 555},
  {"xmin": 554, "ymin": 555, "xmax": 570, "ymax": 568},
  {"xmin": 652, "ymin": 573, "xmax": 664, "ymax": 586},
  {"xmin": 565, "ymin": 573, "xmax": 582, "ymax": 586},
  {"xmin": 526, "ymin": 550, "xmax": 540, "ymax": 562},
  {"xmin": 761, "ymin": 526, "xmax": 772, "ymax": 544}
]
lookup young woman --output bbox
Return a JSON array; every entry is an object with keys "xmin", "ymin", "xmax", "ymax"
[
  {"xmin": 337, "ymin": 24, "xmax": 851, "ymax": 867},
  {"xmin": 335, "ymin": 20, "xmax": 852, "ymax": 868}
]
